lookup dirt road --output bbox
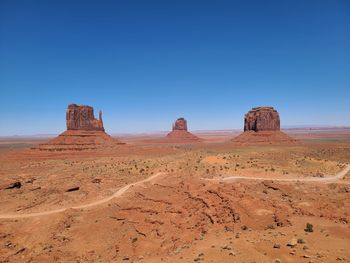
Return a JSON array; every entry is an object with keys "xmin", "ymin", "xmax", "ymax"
[
  {"xmin": 0, "ymin": 172, "xmax": 165, "ymax": 219},
  {"xmin": 1, "ymin": 165, "xmax": 349, "ymax": 219},
  {"xmin": 212, "ymin": 164, "xmax": 350, "ymax": 183}
]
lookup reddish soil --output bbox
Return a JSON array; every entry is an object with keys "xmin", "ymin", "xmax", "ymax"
[
  {"xmin": 164, "ymin": 130, "xmax": 202, "ymax": 143},
  {"xmin": 232, "ymin": 131, "xmax": 298, "ymax": 145},
  {"xmin": 36, "ymin": 130, "xmax": 124, "ymax": 151},
  {"xmin": 0, "ymin": 128, "xmax": 349, "ymax": 263}
]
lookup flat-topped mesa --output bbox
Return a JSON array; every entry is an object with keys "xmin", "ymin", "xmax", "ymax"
[
  {"xmin": 233, "ymin": 106, "xmax": 297, "ymax": 145},
  {"xmin": 172, "ymin": 118, "xmax": 188, "ymax": 131},
  {"xmin": 244, "ymin": 106, "xmax": 280, "ymax": 132},
  {"xmin": 36, "ymin": 104, "xmax": 124, "ymax": 151},
  {"xmin": 66, "ymin": 104, "xmax": 104, "ymax": 131}
]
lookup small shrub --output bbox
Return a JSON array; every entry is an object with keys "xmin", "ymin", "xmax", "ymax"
[
  {"xmin": 304, "ymin": 223, "xmax": 313, "ymax": 233},
  {"xmin": 297, "ymin": 238, "xmax": 305, "ymax": 244},
  {"xmin": 265, "ymin": 224, "xmax": 275, "ymax": 230},
  {"xmin": 241, "ymin": 225, "xmax": 248, "ymax": 231}
]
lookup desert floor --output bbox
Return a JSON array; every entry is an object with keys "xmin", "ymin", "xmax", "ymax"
[{"xmin": 0, "ymin": 128, "xmax": 349, "ymax": 263}]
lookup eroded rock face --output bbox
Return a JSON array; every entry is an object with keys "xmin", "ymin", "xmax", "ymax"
[
  {"xmin": 244, "ymin": 107, "xmax": 280, "ymax": 132},
  {"xmin": 36, "ymin": 104, "xmax": 124, "ymax": 151},
  {"xmin": 233, "ymin": 106, "xmax": 297, "ymax": 145},
  {"xmin": 172, "ymin": 118, "xmax": 188, "ymax": 131},
  {"xmin": 66, "ymin": 104, "xmax": 104, "ymax": 131}
]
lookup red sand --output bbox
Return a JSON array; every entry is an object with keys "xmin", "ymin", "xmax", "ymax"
[
  {"xmin": 36, "ymin": 130, "xmax": 125, "ymax": 151},
  {"xmin": 232, "ymin": 131, "xmax": 298, "ymax": 145}
]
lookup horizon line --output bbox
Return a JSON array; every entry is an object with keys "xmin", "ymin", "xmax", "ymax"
[{"xmin": 1, "ymin": 125, "xmax": 350, "ymax": 138}]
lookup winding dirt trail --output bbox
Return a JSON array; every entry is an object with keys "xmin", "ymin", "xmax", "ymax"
[
  {"xmin": 208, "ymin": 165, "xmax": 350, "ymax": 183},
  {"xmin": 0, "ymin": 172, "xmax": 165, "ymax": 219},
  {"xmin": 1, "ymin": 165, "xmax": 349, "ymax": 219}
]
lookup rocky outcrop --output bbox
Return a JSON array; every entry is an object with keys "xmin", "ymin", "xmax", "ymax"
[
  {"xmin": 233, "ymin": 107, "xmax": 297, "ymax": 145},
  {"xmin": 166, "ymin": 118, "xmax": 202, "ymax": 143},
  {"xmin": 66, "ymin": 104, "xmax": 104, "ymax": 131},
  {"xmin": 36, "ymin": 104, "xmax": 124, "ymax": 151},
  {"xmin": 244, "ymin": 107, "xmax": 280, "ymax": 132},
  {"xmin": 172, "ymin": 118, "xmax": 188, "ymax": 131}
]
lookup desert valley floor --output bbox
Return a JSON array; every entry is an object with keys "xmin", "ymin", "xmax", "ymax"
[{"xmin": 0, "ymin": 128, "xmax": 349, "ymax": 263}]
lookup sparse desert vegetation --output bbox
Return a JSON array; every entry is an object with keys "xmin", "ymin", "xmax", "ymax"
[
  {"xmin": 2, "ymin": 1, "xmax": 349, "ymax": 262},
  {"xmin": 0, "ymin": 128, "xmax": 349, "ymax": 262}
]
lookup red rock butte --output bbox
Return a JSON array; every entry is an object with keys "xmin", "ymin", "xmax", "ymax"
[
  {"xmin": 233, "ymin": 107, "xmax": 297, "ymax": 145},
  {"xmin": 244, "ymin": 106, "xmax": 280, "ymax": 132},
  {"xmin": 36, "ymin": 104, "xmax": 124, "ymax": 151},
  {"xmin": 165, "ymin": 118, "xmax": 202, "ymax": 143},
  {"xmin": 66, "ymin": 104, "xmax": 104, "ymax": 131},
  {"xmin": 172, "ymin": 117, "xmax": 188, "ymax": 131}
]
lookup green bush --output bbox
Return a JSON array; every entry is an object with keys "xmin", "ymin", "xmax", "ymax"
[{"xmin": 304, "ymin": 223, "xmax": 313, "ymax": 232}]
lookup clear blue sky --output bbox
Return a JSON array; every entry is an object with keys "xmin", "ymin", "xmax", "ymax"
[{"xmin": 1, "ymin": 0, "xmax": 349, "ymax": 135}]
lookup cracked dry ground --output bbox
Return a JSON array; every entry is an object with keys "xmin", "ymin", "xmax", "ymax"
[{"xmin": 1, "ymin": 171, "xmax": 350, "ymax": 263}]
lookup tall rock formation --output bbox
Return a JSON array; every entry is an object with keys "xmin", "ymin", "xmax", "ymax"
[
  {"xmin": 233, "ymin": 107, "xmax": 297, "ymax": 145},
  {"xmin": 244, "ymin": 107, "xmax": 280, "ymax": 132},
  {"xmin": 36, "ymin": 104, "xmax": 124, "ymax": 151},
  {"xmin": 172, "ymin": 118, "xmax": 188, "ymax": 131},
  {"xmin": 165, "ymin": 117, "xmax": 202, "ymax": 143},
  {"xmin": 66, "ymin": 104, "xmax": 104, "ymax": 131}
]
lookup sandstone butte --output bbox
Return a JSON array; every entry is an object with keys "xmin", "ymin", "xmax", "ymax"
[
  {"xmin": 233, "ymin": 106, "xmax": 297, "ymax": 145},
  {"xmin": 36, "ymin": 104, "xmax": 124, "ymax": 151},
  {"xmin": 165, "ymin": 117, "xmax": 202, "ymax": 143}
]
